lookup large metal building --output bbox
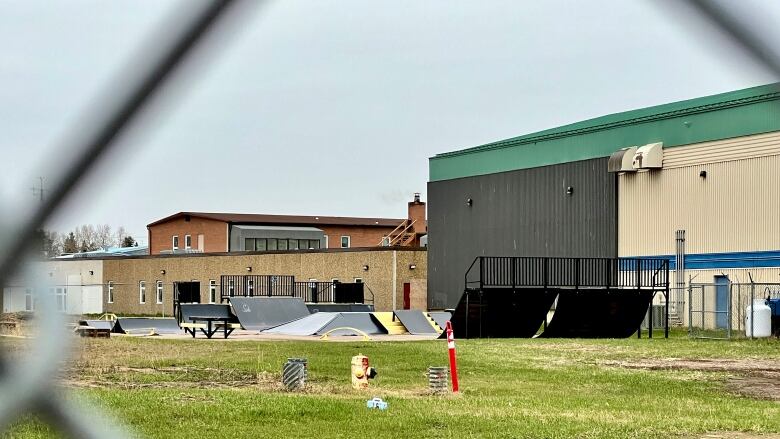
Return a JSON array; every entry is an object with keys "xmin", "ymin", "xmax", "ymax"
[{"xmin": 428, "ymin": 83, "xmax": 780, "ymax": 312}]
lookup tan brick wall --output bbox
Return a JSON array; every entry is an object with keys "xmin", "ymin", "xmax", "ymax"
[
  {"xmin": 148, "ymin": 217, "xmax": 228, "ymax": 255},
  {"xmin": 320, "ymin": 225, "xmax": 399, "ymax": 248},
  {"xmin": 102, "ymin": 249, "xmax": 426, "ymax": 315},
  {"xmin": 408, "ymin": 279, "xmax": 428, "ymax": 310}
]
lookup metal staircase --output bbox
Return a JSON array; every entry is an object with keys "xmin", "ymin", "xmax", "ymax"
[{"xmin": 378, "ymin": 219, "xmax": 418, "ymax": 247}]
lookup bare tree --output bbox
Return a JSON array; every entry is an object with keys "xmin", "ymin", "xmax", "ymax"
[
  {"xmin": 115, "ymin": 226, "xmax": 129, "ymax": 247},
  {"xmin": 75, "ymin": 224, "xmax": 98, "ymax": 252},
  {"xmin": 95, "ymin": 224, "xmax": 113, "ymax": 249}
]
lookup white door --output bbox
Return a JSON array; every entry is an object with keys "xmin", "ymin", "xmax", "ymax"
[
  {"xmin": 82, "ymin": 286, "xmax": 103, "ymax": 314},
  {"xmin": 66, "ymin": 275, "xmax": 82, "ymax": 315}
]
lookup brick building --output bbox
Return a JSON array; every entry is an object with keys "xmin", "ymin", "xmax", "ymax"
[
  {"xmin": 101, "ymin": 247, "xmax": 427, "ymax": 315},
  {"xmin": 147, "ymin": 195, "xmax": 427, "ymax": 255}
]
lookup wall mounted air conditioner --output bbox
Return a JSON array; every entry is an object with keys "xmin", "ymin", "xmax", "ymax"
[
  {"xmin": 607, "ymin": 146, "xmax": 637, "ymax": 173},
  {"xmin": 632, "ymin": 142, "xmax": 663, "ymax": 169}
]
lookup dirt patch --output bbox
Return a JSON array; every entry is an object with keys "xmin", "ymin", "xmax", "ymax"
[
  {"xmin": 597, "ymin": 358, "xmax": 780, "ymax": 401},
  {"xmin": 0, "ymin": 312, "xmax": 33, "ymax": 337},
  {"xmin": 694, "ymin": 433, "xmax": 780, "ymax": 439},
  {"xmin": 726, "ymin": 371, "xmax": 780, "ymax": 401},
  {"xmin": 598, "ymin": 358, "xmax": 780, "ymax": 373}
]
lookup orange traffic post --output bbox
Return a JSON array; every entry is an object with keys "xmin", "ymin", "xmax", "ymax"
[{"xmin": 445, "ymin": 321, "xmax": 459, "ymax": 393}]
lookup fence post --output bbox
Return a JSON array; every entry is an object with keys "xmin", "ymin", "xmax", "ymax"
[
  {"xmin": 727, "ymin": 282, "xmax": 732, "ymax": 339},
  {"xmin": 687, "ymin": 281, "xmax": 692, "ymax": 336},
  {"xmin": 750, "ymin": 280, "xmax": 755, "ymax": 340}
]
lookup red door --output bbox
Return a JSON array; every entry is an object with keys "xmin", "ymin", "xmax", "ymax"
[{"xmin": 403, "ymin": 283, "xmax": 411, "ymax": 310}]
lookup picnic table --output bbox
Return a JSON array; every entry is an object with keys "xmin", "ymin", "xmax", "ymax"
[{"xmin": 184, "ymin": 316, "xmax": 235, "ymax": 339}]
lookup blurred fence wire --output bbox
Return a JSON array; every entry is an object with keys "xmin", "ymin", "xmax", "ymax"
[
  {"xmin": 0, "ymin": 0, "xmax": 779, "ymax": 437},
  {"xmin": 0, "ymin": 1, "xmax": 246, "ymax": 437}
]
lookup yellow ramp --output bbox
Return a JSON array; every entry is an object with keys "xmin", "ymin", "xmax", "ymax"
[
  {"xmin": 372, "ymin": 312, "xmax": 408, "ymax": 335},
  {"xmin": 425, "ymin": 313, "xmax": 444, "ymax": 334}
]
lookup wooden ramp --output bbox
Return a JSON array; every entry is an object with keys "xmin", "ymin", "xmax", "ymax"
[{"xmin": 372, "ymin": 312, "xmax": 408, "ymax": 335}]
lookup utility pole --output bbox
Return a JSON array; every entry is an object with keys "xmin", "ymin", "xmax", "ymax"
[
  {"xmin": 31, "ymin": 177, "xmax": 47, "ymax": 257},
  {"xmin": 31, "ymin": 177, "xmax": 45, "ymax": 203}
]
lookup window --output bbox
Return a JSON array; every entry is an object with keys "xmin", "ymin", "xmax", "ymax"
[
  {"xmin": 245, "ymin": 238, "xmax": 255, "ymax": 251},
  {"xmin": 309, "ymin": 239, "xmax": 320, "ymax": 249},
  {"xmin": 278, "ymin": 239, "xmax": 288, "ymax": 251},
  {"xmin": 156, "ymin": 281, "xmax": 163, "ymax": 304},
  {"xmin": 228, "ymin": 279, "xmax": 235, "ymax": 296},
  {"xmin": 185, "ymin": 235, "xmax": 192, "ymax": 250},
  {"xmin": 354, "ymin": 278, "xmax": 363, "ymax": 283},
  {"xmin": 340, "ymin": 236, "xmax": 350, "ymax": 248},
  {"xmin": 107, "ymin": 281, "xmax": 114, "ymax": 303},
  {"xmin": 381, "ymin": 236, "xmax": 390, "ymax": 246},
  {"xmin": 52, "ymin": 287, "xmax": 66, "ymax": 312},
  {"xmin": 288, "ymin": 239, "xmax": 298, "ymax": 250},
  {"xmin": 248, "ymin": 279, "xmax": 254, "ymax": 296},
  {"xmin": 24, "ymin": 288, "xmax": 33, "ymax": 311},
  {"xmin": 256, "ymin": 238, "xmax": 267, "ymax": 251},
  {"xmin": 139, "ymin": 281, "xmax": 146, "ymax": 304},
  {"xmin": 267, "ymin": 238, "xmax": 278, "ymax": 251},
  {"xmin": 209, "ymin": 280, "xmax": 216, "ymax": 303},
  {"xmin": 172, "ymin": 236, "xmax": 179, "ymax": 250}
]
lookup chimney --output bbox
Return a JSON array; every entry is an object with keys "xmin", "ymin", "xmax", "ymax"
[{"xmin": 408, "ymin": 193, "xmax": 427, "ymax": 234}]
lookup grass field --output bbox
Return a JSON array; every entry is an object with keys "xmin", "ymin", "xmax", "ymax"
[{"xmin": 3, "ymin": 331, "xmax": 780, "ymax": 438}]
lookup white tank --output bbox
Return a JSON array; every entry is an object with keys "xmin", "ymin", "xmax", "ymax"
[{"xmin": 745, "ymin": 299, "xmax": 772, "ymax": 338}]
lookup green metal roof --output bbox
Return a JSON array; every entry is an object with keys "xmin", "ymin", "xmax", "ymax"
[{"xmin": 430, "ymin": 83, "xmax": 780, "ymax": 181}]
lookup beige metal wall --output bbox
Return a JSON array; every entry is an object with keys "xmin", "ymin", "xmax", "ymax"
[
  {"xmin": 618, "ymin": 132, "xmax": 780, "ymax": 256},
  {"xmin": 102, "ymin": 248, "xmax": 427, "ymax": 315}
]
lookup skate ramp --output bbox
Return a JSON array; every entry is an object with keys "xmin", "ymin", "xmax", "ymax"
[
  {"xmin": 228, "ymin": 297, "xmax": 310, "ymax": 331},
  {"xmin": 539, "ymin": 290, "xmax": 653, "ymax": 338}
]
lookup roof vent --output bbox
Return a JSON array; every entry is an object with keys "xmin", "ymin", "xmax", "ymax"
[
  {"xmin": 632, "ymin": 142, "xmax": 663, "ymax": 169},
  {"xmin": 607, "ymin": 147, "xmax": 637, "ymax": 173}
]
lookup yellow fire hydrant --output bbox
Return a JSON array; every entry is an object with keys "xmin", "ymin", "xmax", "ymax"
[{"xmin": 351, "ymin": 353, "xmax": 377, "ymax": 389}]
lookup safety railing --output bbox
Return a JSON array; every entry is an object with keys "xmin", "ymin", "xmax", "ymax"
[
  {"xmin": 465, "ymin": 256, "xmax": 669, "ymax": 291},
  {"xmin": 219, "ymin": 275, "xmax": 366, "ymax": 304}
]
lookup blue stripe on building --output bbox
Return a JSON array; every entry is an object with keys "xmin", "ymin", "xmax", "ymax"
[{"xmin": 622, "ymin": 250, "xmax": 780, "ymax": 270}]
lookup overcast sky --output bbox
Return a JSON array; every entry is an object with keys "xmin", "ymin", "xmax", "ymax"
[{"xmin": 0, "ymin": 0, "xmax": 777, "ymax": 244}]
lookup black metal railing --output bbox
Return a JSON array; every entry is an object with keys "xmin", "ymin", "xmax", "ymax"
[
  {"xmin": 465, "ymin": 256, "xmax": 669, "ymax": 291},
  {"xmin": 220, "ymin": 274, "xmax": 296, "ymax": 299},
  {"xmin": 219, "ymin": 275, "xmax": 365, "ymax": 304}
]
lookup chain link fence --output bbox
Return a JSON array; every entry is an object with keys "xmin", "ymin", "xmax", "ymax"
[
  {"xmin": 0, "ymin": 0, "xmax": 778, "ymax": 437},
  {"xmin": 688, "ymin": 282, "xmax": 780, "ymax": 339},
  {"xmin": 0, "ymin": 1, "xmax": 247, "ymax": 437}
]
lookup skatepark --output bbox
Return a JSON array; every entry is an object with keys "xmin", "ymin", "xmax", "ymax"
[{"xmin": 77, "ymin": 297, "xmax": 449, "ymax": 341}]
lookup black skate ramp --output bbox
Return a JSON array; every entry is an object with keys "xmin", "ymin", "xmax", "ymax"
[
  {"xmin": 113, "ymin": 317, "xmax": 181, "ymax": 335},
  {"xmin": 228, "ymin": 297, "xmax": 310, "ymax": 331},
  {"xmin": 539, "ymin": 289, "xmax": 653, "ymax": 338},
  {"xmin": 450, "ymin": 288, "xmax": 558, "ymax": 338}
]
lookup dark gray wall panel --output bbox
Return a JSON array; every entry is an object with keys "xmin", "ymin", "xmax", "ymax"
[{"xmin": 427, "ymin": 158, "xmax": 616, "ymax": 309}]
